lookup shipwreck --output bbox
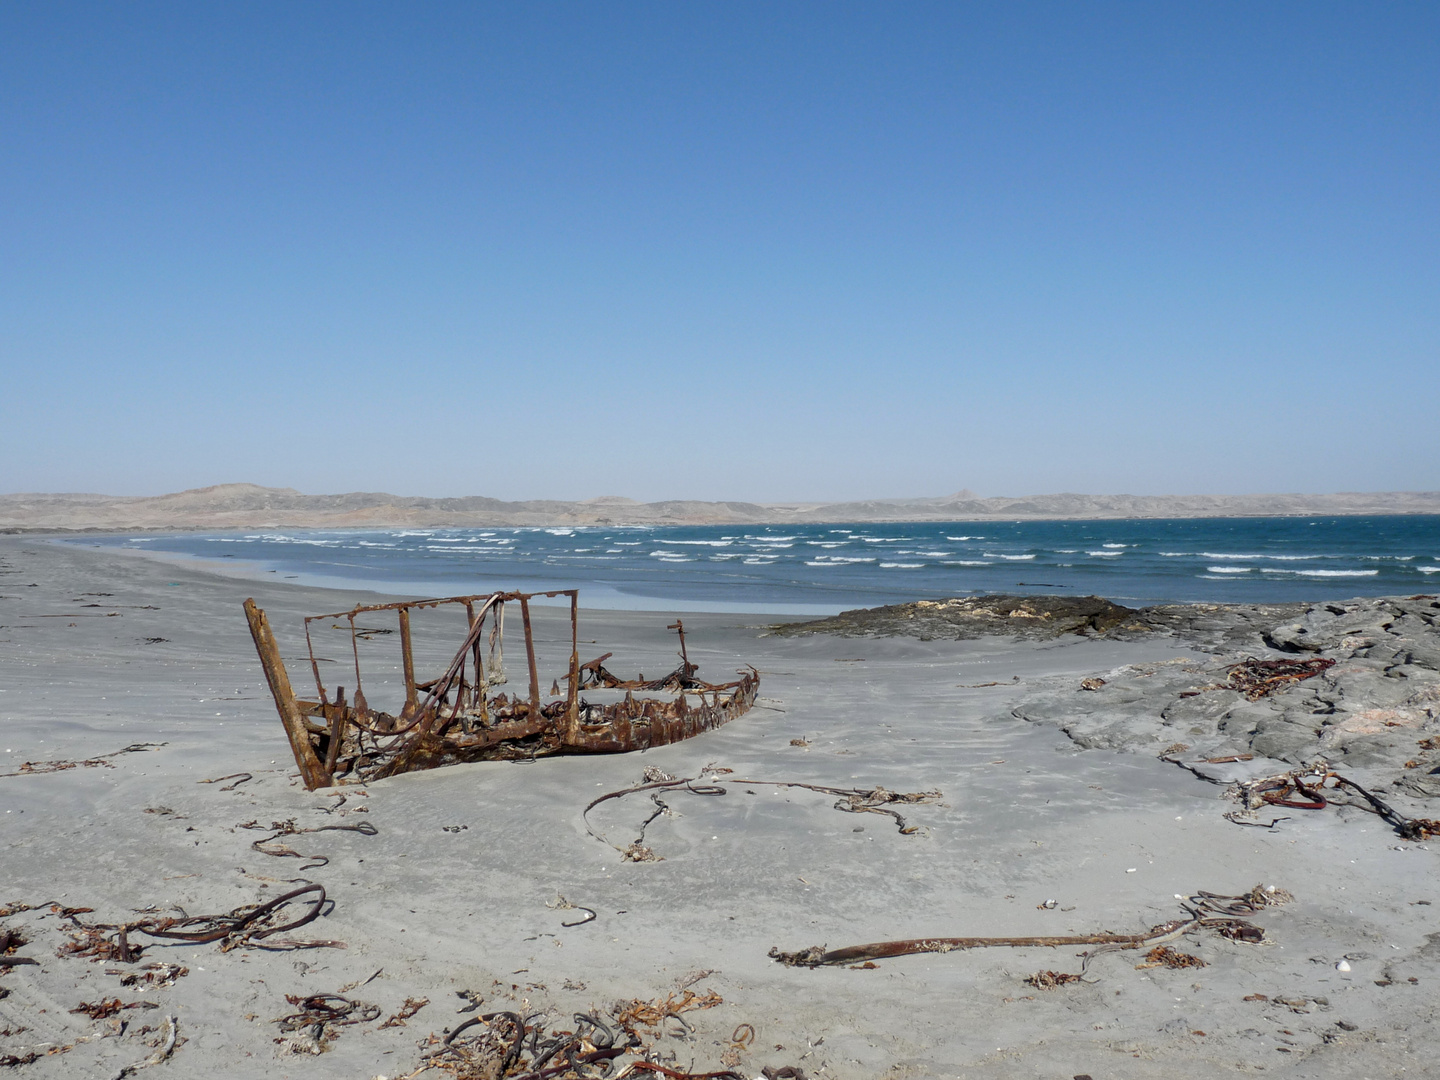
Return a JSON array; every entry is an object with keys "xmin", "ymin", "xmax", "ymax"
[{"xmin": 243, "ymin": 590, "xmax": 760, "ymax": 790}]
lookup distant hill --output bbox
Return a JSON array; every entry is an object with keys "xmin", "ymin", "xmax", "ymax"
[{"xmin": 2, "ymin": 483, "xmax": 1439, "ymax": 532}]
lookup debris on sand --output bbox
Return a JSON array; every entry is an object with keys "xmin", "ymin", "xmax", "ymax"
[
  {"xmin": 584, "ymin": 769, "xmax": 942, "ymax": 860},
  {"xmin": 273, "ymin": 993, "xmax": 380, "ymax": 1053},
  {"xmin": 414, "ymin": 996, "xmax": 740, "ymax": 1080},
  {"xmin": 1024, "ymin": 970, "xmax": 1083, "ymax": 989},
  {"xmin": 1225, "ymin": 656, "xmax": 1336, "ymax": 700},
  {"xmin": 1226, "ymin": 768, "xmax": 1440, "ymax": 841},
  {"xmin": 770, "ymin": 886, "xmax": 1288, "ymax": 968},
  {"xmin": 1135, "ymin": 946, "xmax": 1207, "ymax": 970}
]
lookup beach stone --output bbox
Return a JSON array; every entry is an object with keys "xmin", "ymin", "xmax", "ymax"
[
  {"xmin": 1396, "ymin": 641, "xmax": 1440, "ymax": 671},
  {"xmin": 1394, "ymin": 771, "xmax": 1440, "ymax": 799},
  {"xmin": 1215, "ymin": 703, "xmax": 1276, "ymax": 740},
  {"xmin": 1266, "ymin": 622, "xmax": 1327, "ymax": 652},
  {"xmin": 1331, "ymin": 670, "xmax": 1420, "ymax": 712},
  {"xmin": 1335, "ymin": 735, "xmax": 1413, "ymax": 767},
  {"xmin": 1160, "ymin": 688, "xmax": 1242, "ymax": 727},
  {"xmin": 1251, "ymin": 721, "xmax": 1322, "ymax": 762}
]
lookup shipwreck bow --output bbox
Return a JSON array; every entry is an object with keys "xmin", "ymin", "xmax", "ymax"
[{"xmin": 244, "ymin": 590, "xmax": 759, "ymax": 790}]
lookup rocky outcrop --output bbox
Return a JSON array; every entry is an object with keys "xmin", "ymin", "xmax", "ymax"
[
  {"xmin": 768, "ymin": 594, "xmax": 1147, "ymax": 641},
  {"xmin": 778, "ymin": 591, "xmax": 1440, "ymax": 779},
  {"xmin": 1006, "ymin": 595, "xmax": 1440, "ymax": 776}
]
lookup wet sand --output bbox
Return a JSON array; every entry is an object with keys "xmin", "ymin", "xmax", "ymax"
[{"xmin": 1, "ymin": 538, "xmax": 1436, "ymax": 1079}]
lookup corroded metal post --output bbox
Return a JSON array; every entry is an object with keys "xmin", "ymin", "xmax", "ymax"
[
  {"xmin": 563, "ymin": 592, "xmax": 581, "ymax": 743},
  {"xmin": 518, "ymin": 595, "xmax": 541, "ymax": 719},
  {"xmin": 243, "ymin": 598, "xmax": 329, "ymax": 790},
  {"xmin": 398, "ymin": 606, "xmax": 417, "ymax": 715}
]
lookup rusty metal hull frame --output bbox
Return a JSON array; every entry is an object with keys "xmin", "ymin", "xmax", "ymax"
[{"xmin": 243, "ymin": 590, "xmax": 759, "ymax": 789}]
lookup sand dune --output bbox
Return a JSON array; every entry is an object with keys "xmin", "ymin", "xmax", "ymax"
[{"xmin": 3, "ymin": 483, "xmax": 1440, "ymax": 532}]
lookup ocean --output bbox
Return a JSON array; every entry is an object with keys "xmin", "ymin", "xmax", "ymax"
[{"xmin": 70, "ymin": 515, "xmax": 1440, "ymax": 615}]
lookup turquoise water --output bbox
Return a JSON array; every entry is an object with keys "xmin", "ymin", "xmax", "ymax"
[{"xmin": 78, "ymin": 516, "xmax": 1440, "ymax": 614}]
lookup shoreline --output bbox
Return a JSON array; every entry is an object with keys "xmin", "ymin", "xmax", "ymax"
[
  {"xmin": 3, "ymin": 538, "xmax": 1439, "ymax": 1078},
  {"xmin": 43, "ymin": 538, "xmax": 853, "ymax": 617},
  {"xmin": 40, "ymin": 514, "xmax": 1440, "ymax": 617}
]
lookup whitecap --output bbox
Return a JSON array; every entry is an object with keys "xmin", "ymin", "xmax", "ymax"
[
  {"xmin": 1102, "ymin": 543, "xmax": 1127, "ymax": 549},
  {"xmin": 880, "ymin": 562, "xmax": 925, "ymax": 569},
  {"xmin": 1207, "ymin": 566, "xmax": 1252, "ymax": 574},
  {"xmin": 1087, "ymin": 551, "xmax": 1122, "ymax": 558},
  {"xmin": 942, "ymin": 561, "xmax": 992, "ymax": 567},
  {"xmin": 1290, "ymin": 569, "xmax": 1379, "ymax": 577},
  {"xmin": 1418, "ymin": 566, "xmax": 1440, "ymax": 574}
]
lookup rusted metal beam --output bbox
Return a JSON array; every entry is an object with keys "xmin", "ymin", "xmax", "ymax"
[
  {"xmin": 563, "ymin": 592, "xmax": 580, "ymax": 743},
  {"xmin": 243, "ymin": 598, "xmax": 330, "ymax": 790},
  {"xmin": 518, "ymin": 595, "xmax": 541, "ymax": 720},
  {"xmin": 398, "ymin": 607, "xmax": 417, "ymax": 715}
]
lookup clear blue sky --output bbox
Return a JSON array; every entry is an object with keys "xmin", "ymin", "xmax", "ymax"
[{"xmin": 2, "ymin": 2, "xmax": 1436, "ymax": 502}]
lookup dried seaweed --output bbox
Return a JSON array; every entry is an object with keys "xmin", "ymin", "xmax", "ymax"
[
  {"xmin": 1226, "ymin": 657, "xmax": 1335, "ymax": 700},
  {"xmin": 1135, "ymin": 946, "xmax": 1207, "ymax": 970},
  {"xmin": 70, "ymin": 998, "xmax": 158, "ymax": 1020},
  {"xmin": 1024, "ymin": 970, "xmax": 1082, "ymax": 989},
  {"xmin": 379, "ymin": 997, "xmax": 429, "ymax": 1029},
  {"xmin": 613, "ymin": 988, "xmax": 723, "ymax": 1033},
  {"xmin": 0, "ymin": 743, "xmax": 165, "ymax": 780}
]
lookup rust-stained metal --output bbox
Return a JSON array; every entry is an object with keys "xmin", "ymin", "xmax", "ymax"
[{"xmin": 243, "ymin": 591, "xmax": 759, "ymax": 790}]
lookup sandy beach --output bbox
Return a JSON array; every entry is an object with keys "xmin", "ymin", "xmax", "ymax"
[{"xmin": 3, "ymin": 538, "xmax": 1438, "ymax": 1079}]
